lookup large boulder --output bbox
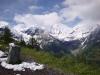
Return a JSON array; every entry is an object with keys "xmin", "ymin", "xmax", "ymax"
[{"xmin": 7, "ymin": 43, "xmax": 21, "ymax": 64}]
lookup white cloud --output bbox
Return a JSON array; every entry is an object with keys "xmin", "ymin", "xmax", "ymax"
[
  {"xmin": 14, "ymin": 12, "xmax": 72, "ymax": 39},
  {"xmin": 14, "ymin": 12, "xmax": 65, "ymax": 30},
  {"xmin": 61, "ymin": 0, "xmax": 100, "ymax": 24},
  {"xmin": 13, "ymin": 24, "xmax": 28, "ymax": 31},
  {"xmin": 14, "ymin": 0, "xmax": 100, "ymax": 33},
  {"xmin": 53, "ymin": 4, "xmax": 60, "ymax": 9},
  {"xmin": 29, "ymin": 5, "xmax": 43, "ymax": 11}
]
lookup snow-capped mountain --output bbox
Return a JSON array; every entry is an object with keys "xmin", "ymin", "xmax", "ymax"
[
  {"xmin": 69, "ymin": 24, "xmax": 100, "ymax": 40},
  {"xmin": 24, "ymin": 27, "xmax": 82, "ymax": 53},
  {"xmin": 81, "ymin": 25, "xmax": 100, "ymax": 49},
  {"xmin": 13, "ymin": 23, "xmax": 99, "ymax": 42},
  {"xmin": 12, "ymin": 29, "xmax": 31, "ymax": 43},
  {"xmin": 13, "ymin": 24, "xmax": 72, "ymax": 41},
  {"xmin": 1, "ymin": 23, "xmax": 100, "ymax": 54},
  {"xmin": 9, "ymin": 24, "xmax": 100, "ymax": 51},
  {"xmin": 69, "ymin": 24, "xmax": 100, "ymax": 52},
  {"xmin": 48, "ymin": 24, "xmax": 72, "ymax": 41},
  {"xmin": 12, "ymin": 26, "xmax": 80, "ymax": 53}
]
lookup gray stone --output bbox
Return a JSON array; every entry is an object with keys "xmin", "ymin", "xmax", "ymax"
[{"xmin": 7, "ymin": 44, "xmax": 21, "ymax": 64}]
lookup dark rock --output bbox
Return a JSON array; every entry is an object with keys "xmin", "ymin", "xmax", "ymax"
[{"xmin": 7, "ymin": 44, "xmax": 21, "ymax": 64}]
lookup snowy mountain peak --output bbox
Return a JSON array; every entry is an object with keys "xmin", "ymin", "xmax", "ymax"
[
  {"xmin": 12, "ymin": 24, "xmax": 100, "ymax": 42},
  {"xmin": 69, "ymin": 24, "xmax": 100, "ymax": 40}
]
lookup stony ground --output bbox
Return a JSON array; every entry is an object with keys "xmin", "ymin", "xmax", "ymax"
[
  {"xmin": 0, "ymin": 50, "xmax": 78, "ymax": 75},
  {"xmin": 0, "ymin": 64, "xmax": 75, "ymax": 75}
]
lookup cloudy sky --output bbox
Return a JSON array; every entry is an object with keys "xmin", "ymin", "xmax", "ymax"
[{"xmin": 0, "ymin": 0, "xmax": 100, "ymax": 30}]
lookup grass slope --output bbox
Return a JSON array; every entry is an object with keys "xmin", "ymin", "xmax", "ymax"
[{"xmin": 21, "ymin": 47, "xmax": 100, "ymax": 75}]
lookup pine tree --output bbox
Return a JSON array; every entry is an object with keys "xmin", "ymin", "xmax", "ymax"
[
  {"xmin": 31, "ymin": 35, "xmax": 36, "ymax": 47},
  {"xmin": 2, "ymin": 27, "xmax": 13, "ymax": 44},
  {"xmin": 20, "ymin": 35, "xmax": 26, "ymax": 46},
  {"xmin": 29, "ymin": 34, "xmax": 39, "ymax": 49}
]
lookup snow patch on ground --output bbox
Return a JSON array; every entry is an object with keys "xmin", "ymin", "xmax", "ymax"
[
  {"xmin": 0, "ymin": 58, "xmax": 7, "ymax": 62},
  {"xmin": 0, "ymin": 50, "xmax": 44, "ymax": 71},
  {"xmin": 1, "ymin": 61, "xmax": 44, "ymax": 71}
]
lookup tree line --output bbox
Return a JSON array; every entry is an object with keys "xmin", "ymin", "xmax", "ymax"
[{"xmin": 0, "ymin": 27, "xmax": 39, "ymax": 49}]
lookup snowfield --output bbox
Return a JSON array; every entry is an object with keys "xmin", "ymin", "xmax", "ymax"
[{"xmin": 0, "ymin": 50, "xmax": 44, "ymax": 71}]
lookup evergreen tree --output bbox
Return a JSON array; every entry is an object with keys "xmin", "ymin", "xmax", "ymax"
[
  {"xmin": 31, "ymin": 35, "xmax": 37, "ymax": 47},
  {"xmin": 29, "ymin": 34, "xmax": 40, "ymax": 49},
  {"xmin": 2, "ymin": 27, "xmax": 13, "ymax": 44},
  {"xmin": 20, "ymin": 35, "xmax": 26, "ymax": 46}
]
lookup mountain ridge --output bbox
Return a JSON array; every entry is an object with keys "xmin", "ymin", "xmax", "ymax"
[{"xmin": 1, "ymin": 24, "xmax": 100, "ymax": 54}]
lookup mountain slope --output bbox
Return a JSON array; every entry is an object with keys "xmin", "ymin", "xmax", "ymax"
[
  {"xmin": 1, "ymin": 23, "xmax": 100, "ymax": 55},
  {"xmin": 70, "ymin": 24, "xmax": 100, "ymax": 40},
  {"xmin": 12, "ymin": 24, "xmax": 100, "ymax": 54},
  {"xmin": 23, "ymin": 27, "xmax": 80, "ymax": 53},
  {"xmin": 81, "ymin": 25, "xmax": 100, "ymax": 49}
]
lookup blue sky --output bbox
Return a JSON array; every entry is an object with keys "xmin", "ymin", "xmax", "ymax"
[
  {"xmin": 0, "ymin": 0, "xmax": 63, "ymax": 21},
  {"xmin": 0, "ymin": 0, "xmax": 81, "ymax": 27},
  {"xmin": 0, "ymin": 0, "xmax": 100, "ymax": 28}
]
